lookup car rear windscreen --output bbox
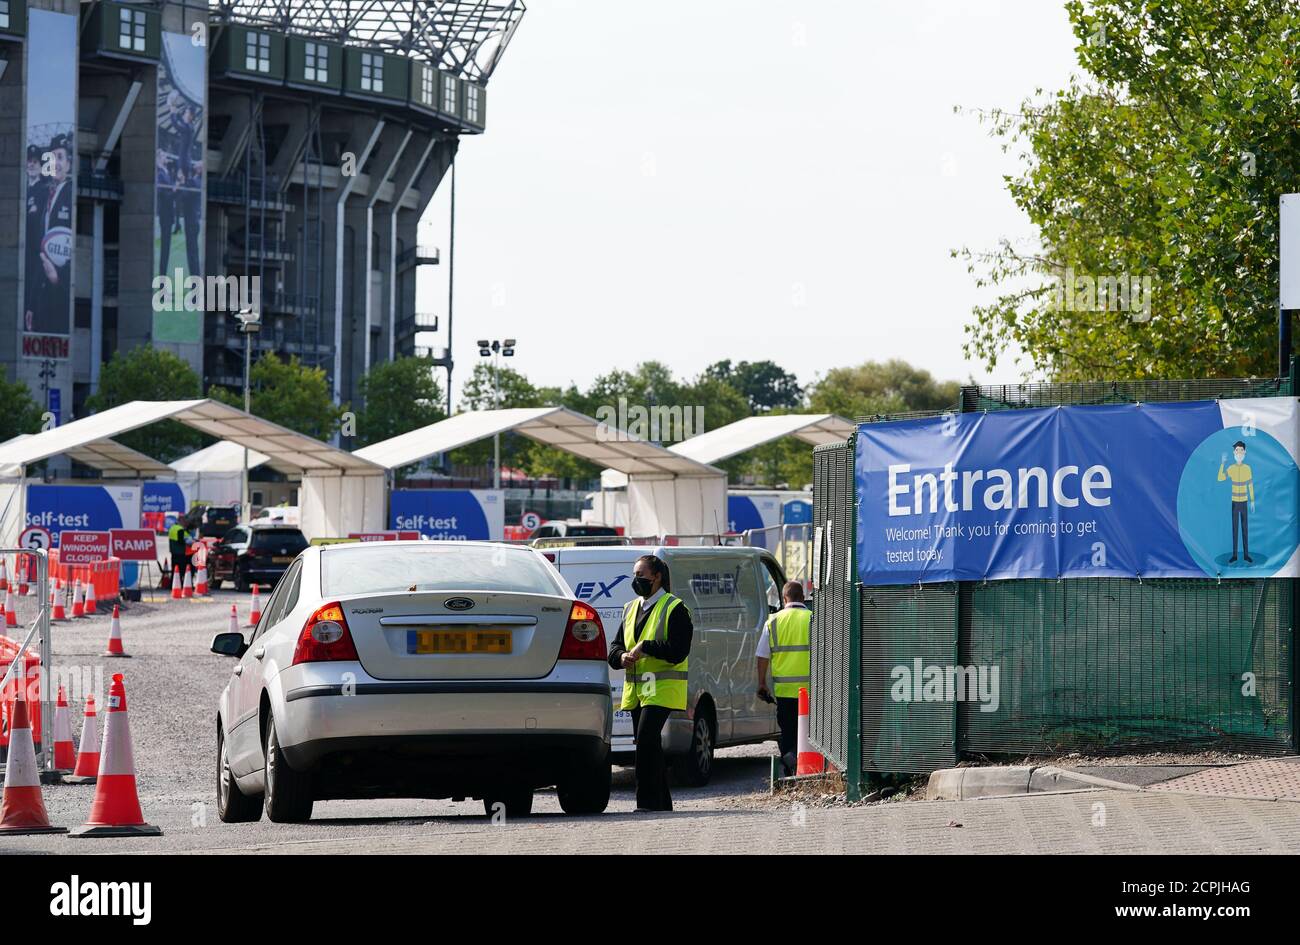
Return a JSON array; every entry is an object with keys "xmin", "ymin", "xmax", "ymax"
[
  {"xmin": 250, "ymin": 529, "xmax": 308, "ymax": 552},
  {"xmin": 321, "ymin": 544, "xmax": 567, "ymax": 598},
  {"xmin": 566, "ymin": 526, "xmax": 618, "ymax": 537}
]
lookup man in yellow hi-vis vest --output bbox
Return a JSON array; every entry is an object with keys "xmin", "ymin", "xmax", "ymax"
[
  {"xmin": 607, "ymin": 553, "xmax": 694, "ymax": 812},
  {"xmin": 756, "ymin": 581, "xmax": 811, "ymax": 775}
]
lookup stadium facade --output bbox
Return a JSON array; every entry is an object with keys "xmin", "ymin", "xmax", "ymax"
[{"xmin": 0, "ymin": 0, "xmax": 522, "ymax": 423}]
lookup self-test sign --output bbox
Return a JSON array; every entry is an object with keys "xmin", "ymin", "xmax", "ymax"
[{"xmin": 58, "ymin": 531, "xmax": 111, "ymax": 564}]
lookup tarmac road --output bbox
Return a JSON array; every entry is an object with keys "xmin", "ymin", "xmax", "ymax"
[{"xmin": 5, "ymin": 589, "xmax": 1300, "ymax": 854}]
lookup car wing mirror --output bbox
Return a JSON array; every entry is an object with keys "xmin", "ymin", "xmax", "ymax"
[{"xmin": 210, "ymin": 631, "xmax": 248, "ymax": 658}]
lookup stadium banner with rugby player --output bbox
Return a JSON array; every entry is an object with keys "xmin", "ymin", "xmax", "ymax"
[
  {"xmin": 21, "ymin": 8, "xmax": 78, "ymax": 361},
  {"xmin": 152, "ymin": 31, "xmax": 207, "ymax": 344},
  {"xmin": 855, "ymin": 398, "xmax": 1300, "ymax": 584}
]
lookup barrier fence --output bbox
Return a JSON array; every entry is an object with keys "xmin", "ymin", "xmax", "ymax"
[{"xmin": 811, "ymin": 371, "xmax": 1300, "ymax": 797}]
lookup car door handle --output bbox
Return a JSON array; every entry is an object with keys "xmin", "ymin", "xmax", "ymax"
[
  {"xmin": 232, "ymin": 665, "xmax": 243, "ymax": 676},
  {"xmin": 253, "ymin": 647, "xmax": 265, "ymax": 660}
]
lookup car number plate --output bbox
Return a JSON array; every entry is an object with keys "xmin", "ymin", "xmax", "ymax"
[
  {"xmin": 615, "ymin": 710, "xmax": 632, "ymax": 720},
  {"xmin": 407, "ymin": 629, "xmax": 512, "ymax": 654},
  {"xmin": 272, "ymin": 556, "xmax": 294, "ymax": 564}
]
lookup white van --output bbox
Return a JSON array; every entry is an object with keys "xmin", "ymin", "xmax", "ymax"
[{"xmin": 546, "ymin": 544, "xmax": 787, "ymax": 785}]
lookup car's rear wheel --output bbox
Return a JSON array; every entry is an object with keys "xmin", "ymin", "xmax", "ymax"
[
  {"xmin": 481, "ymin": 787, "xmax": 533, "ymax": 819},
  {"xmin": 216, "ymin": 724, "xmax": 262, "ymax": 823},
  {"xmin": 672, "ymin": 709, "xmax": 715, "ymax": 786},
  {"xmin": 557, "ymin": 757, "xmax": 611, "ymax": 815},
  {"xmin": 264, "ymin": 715, "xmax": 313, "ymax": 823}
]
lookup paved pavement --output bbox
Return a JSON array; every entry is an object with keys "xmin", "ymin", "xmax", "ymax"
[{"xmin": 5, "ymin": 589, "xmax": 1300, "ymax": 854}]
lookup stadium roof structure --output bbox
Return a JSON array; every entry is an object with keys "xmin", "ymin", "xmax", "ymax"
[
  {"xmin": 0, "ymin": 401, "xmax": 381, "ymax": 477},
  {"xmin": 599, "ymin": 414, "xmax": 855, "ymax": 488},
  {"xmin": 354, "ymin": 407, "xmax": 725, "ymax": 478},
  {"xmin": 0, "ymin": 434, "xmax": 174, "ymax": 479},
  {"xmin": 211, "ymin": 0, "xmax": 526, "ymax": 83}
]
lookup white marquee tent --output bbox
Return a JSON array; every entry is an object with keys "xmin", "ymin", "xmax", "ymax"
[
  {"xmin": 354, "ymin": 407, "xmax": 728, "ymax": 537},
  {"xmin": 0, "ymin": 400, "xmax": 384, "ymax": 542}
]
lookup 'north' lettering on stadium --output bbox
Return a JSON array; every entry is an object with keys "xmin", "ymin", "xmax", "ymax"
[{"xmin": 887, "ymin": 462, "xmax": 1113, "ymax": 517}]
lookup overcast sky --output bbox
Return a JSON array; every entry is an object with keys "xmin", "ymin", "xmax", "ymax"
[{"xmin": 416, "ymin": 0, "xmax": 1081, "ymax": 403}]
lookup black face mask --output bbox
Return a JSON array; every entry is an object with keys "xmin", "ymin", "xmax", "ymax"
[{"xmin": 631, "ymin": 576, "xmax": 655, "ymax": 598}]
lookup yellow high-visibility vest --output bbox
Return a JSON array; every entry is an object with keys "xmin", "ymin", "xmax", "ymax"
[
  {"xmin": 767, "ymin": 606, "xmax": 811, "ymax": 699},
  {"xmin": 620, "ymin": 593, "xmax": 689, "ymax": 711}
]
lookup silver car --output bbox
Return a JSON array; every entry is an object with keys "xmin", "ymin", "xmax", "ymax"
[{"xmin": 210, "ymin": 541, "xmax": 613, "ymax": 822}]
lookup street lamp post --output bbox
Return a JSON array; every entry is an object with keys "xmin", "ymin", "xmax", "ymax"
[
  {"xmin": 236, "ymin": 307, "xmax": 262, "ymax": 522},
  {"xmin": 477, "ymin": 338, "xmax": 516, "ymax": 489}
]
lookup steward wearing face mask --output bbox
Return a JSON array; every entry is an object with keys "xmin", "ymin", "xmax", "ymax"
[{"xmin": 606, "ymin": 553, "xmax": 694, "ymax": 812}]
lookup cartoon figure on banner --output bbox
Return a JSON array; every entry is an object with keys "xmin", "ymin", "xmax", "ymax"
[{"xmin": 1218, "ymin": 440, "xmax": 1257, "ymax": 564}]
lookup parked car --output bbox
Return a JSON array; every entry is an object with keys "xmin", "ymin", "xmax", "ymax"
[
  {"xmin": 199, "ymin": 504, "xmax": 240, "ymax": 538},
  {"xmin": 209, "ymin": 540, "xmax": 611, "ymax": 822},
  {"xmin": 528, "ymin": 521, "xmax": 621, "ymax": 544},
  {"xmin": 546, "ymin": 544, "xmax": 787, "ymax": 785},
  {"xmin": 210, "ymin": 525, "xmax": 309, "ymax": 592}
]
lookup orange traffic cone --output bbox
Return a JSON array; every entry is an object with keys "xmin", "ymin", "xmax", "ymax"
[
  {"xmin": 68, "ymin": 673, "xmax": 161, "ymax": 837},
  {"xmin": 0, "ymin": 681, "xmax": 66, "ymax": 834},
  {"xmin": 71, "ymin": 578, "xmax": 85, "ymax": 618},
  {"xmin": 228, "ymin": 604, "xmax": 240, "ymax": 635},
  {"xmin": 52, "ymin": 687, "xmax": 75, "ymax": 771},
  {"xmin": 171, "ymin": 566, "xmax": 182, "ymax": 600},
  {"xmin": 51, "ymin": 583, "xmax": 67, "ymax": 621},
  {"xmin": 84, "ymin": 576, "xmax": 98, "ymax": 616},
  {"xmin": 103, "ymin": 605, "xmax": 129, "ymax": 658},
  {"xmin": 4, "ymin": 587, "xmax": 15, "ymax": 630},
  {"xmin": 248, "ymin": 585, "xmax": 262, "ymax": 626},
  {"xmin": 65, "ymin": 695, "xmax": 100, "ymax": 784},
  {"xmin": 795, "ymin": 687, "xmax": 825, "ymax": 776},
  {"xmin": 196, "ymin": 565, "xmax": 209, "ymax": 596},
  {"xmin": 0, "ymin": 555, "xmax": 9, "ymax": 593},
  {"xmin": 17, "ymin": 555, "xmax": 29, "ymax": 597},
  {"xmin": 181, "ymin": 568, "xmax": 193, "ymax": 599}
]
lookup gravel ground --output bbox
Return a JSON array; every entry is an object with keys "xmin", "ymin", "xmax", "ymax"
[{"xmin": 2, "ymin": 588, "xmax": 789, "ymax": 852}]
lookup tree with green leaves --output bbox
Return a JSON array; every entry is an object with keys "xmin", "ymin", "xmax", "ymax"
[
  {"xmin": 453, "ymin": 361, "xmax": 543, "ymax": 472},
  {"xmin": 702, "ymin": 360, "xmax": 802, "ymax": 413},
  {"xmin": 352, "ymin": 356, "xmax": 445, "ymax": 448},
  {"xmin": 959, "ymin": 0, "xmax": 1300, "ymax": 381},
  {"xmin": 0, "ymin": 374, "xmax": 43, "ymax": 444},
  {"xmin": 87, "ymin": 346, "xmax": 204, "ymax": 462},
  {"xmin": 806, "ymin": 359, "xmax": 960, "ymax": 419},
  {"xmin": 209, "ymin": 353, "xmax": 345, "ymax": 440}
]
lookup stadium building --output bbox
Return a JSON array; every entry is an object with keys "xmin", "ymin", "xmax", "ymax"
[{"xmin": 0, "ymin": 0, "xmax": 523, "ymax": 423}]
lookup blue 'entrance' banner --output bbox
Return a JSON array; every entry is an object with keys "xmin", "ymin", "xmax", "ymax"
[{"xmin": 855, "ymin": 398, "xmax": 1300, "ymax": 584}]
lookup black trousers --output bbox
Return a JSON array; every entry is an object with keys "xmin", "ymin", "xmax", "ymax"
[
  {"xmin": 776, "ymin": 696, "xmax": 799, "ymax": 769},
  {"xmin": 629, "ymin": 704, "xmax": 674, "ymax": 811},
  {"xmin": 1231, "ymin": 501, "xmax": 1250, "ymax": 557}
]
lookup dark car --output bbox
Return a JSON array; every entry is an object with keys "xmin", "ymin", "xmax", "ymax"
[
  {"xmin": 210, "ymin": 525, "xmax": 309, "ymax": 591},
  {"xmin": 200, "ymin": 505, "xmax": 240, "ymax": 538}
]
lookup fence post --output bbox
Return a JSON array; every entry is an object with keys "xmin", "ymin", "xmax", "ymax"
[{"xmin": 845, "ymin": 431, "xmax": 864, "ymax": 802}]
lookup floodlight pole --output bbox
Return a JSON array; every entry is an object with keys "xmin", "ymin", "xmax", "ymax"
[{"xmin": 238, "ymin": 308, "xmax": 261, "ymax": 522}]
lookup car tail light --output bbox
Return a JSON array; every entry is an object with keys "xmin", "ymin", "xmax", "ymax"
[
  {"xmin": 542, "ymin": 552, "xmax": 557, "ymax": 563},
  {"xmin": 558, "ymin": 601, "xmax": 606, "ymax": 660},
  {"xmin": 292, "ymin": 602, "xmax": 360, "ymax": 665}
]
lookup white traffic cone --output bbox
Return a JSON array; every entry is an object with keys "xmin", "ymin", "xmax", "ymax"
[
  {"xmin": 0, "ymin": 681, "xmax": 66, "ymax": 834},
  {"xmin": 68, "ymin": 673, "xmax": 162, "ymax": 837}
]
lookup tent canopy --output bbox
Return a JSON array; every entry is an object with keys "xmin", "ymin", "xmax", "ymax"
[
  {"xmin": 170, "ymin": 439, "xmax": 289, "ymax": 475},
  {"xmin": 0, "ymin": 432, "xmax": 174, "ymax": 479},
  {"xmin": 600, "ymin": 414, "xmax": 854, "ymax": 488},
  {"xmin": 354, "ymin": 407, "xmax": 724, "ymax": 478},
  {"xmin": 0, "ymin": 400, "xmax": 380, "ymax": 476}
]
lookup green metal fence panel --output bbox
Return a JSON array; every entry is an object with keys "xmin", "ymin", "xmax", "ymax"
[
  {"xmin": 958, "ymin": 578, "xmax": 1294, "ymax": 754},
  {"xmin": 810, "ymin": 440, "xmax": 853, "ymax": 771},
  {"xmin": 859, "ymin": 583, "xmax": 960, "ymax": 774}
]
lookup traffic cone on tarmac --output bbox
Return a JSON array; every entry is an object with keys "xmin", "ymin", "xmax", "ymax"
[
  {"xmin": 795, "ymin": 687, "xmax": 825, "ymax": 776},
  {"xmin": 51, "ymin": 583, "xmax": 66, "ymax": 621},
  {"xmin": 52, "ymin": 687, "xmax": 76, "ymax": 772},
  {"xmin": 65, "ymin": 695, "xmax": 100, "ymax": 784},
  {"xmin": 0, "ymin": 555, "xmax": 9, "ymax": 593},
  {"xmin": 0, "ymin": 681, "xmax": 66, "ymax": 834},
  {"xmin": 171, "ymin": 566, "xmax": 182, "ymax": 600},
  {"xmin": 196, "ymin": 565, "xmax": 209, "ymax": 596},
  {"xmin": 18, "ymin": 555, "xmax": 29, "ymax": 597},
  {"xmin": 228, "ymin": 604, "xmax": 240, "ymax": 635},
  {"xmin": 68, "ymin": 674, "xmax": 161, "ymax": 837},
  {"xmin": 2, "ymin": 588, "xmax": 13, "ymax": 631},
  {"xmin": 182, "ymin": 568, "xmax": 193, "ymax": 599},
  {"xmin": 84, "ymin": 576, "xmax": 98, "ymax": 616},
  {"xmin": 103, "ymin": 604, "xmax": 129, "ymax": 658},
  {"xmin": 248, "ymin": 585, "xmax": 261, "ymax": 626},
  {"xmin": 71, "ymin": 579, "xmax": 85, "ymax": 618}
]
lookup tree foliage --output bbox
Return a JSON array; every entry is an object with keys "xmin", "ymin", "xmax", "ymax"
[
  {"xmin": 0, "ymin": 374, "xmax": 44, "ymax": 444},
  {"xmin": 352, "ymin": 357, "xmax": 445, "ymax": 448},
  {"xmin": 209, "ymin": 353, "xmax": 346, "ymax": 440},
  {"xmin": 959, "ymin": 0, "xmax": 1300, "ymax": 381},
  {"xmin": 86, "ymin": 346, "xmax": 203, "ymax": 462}
]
